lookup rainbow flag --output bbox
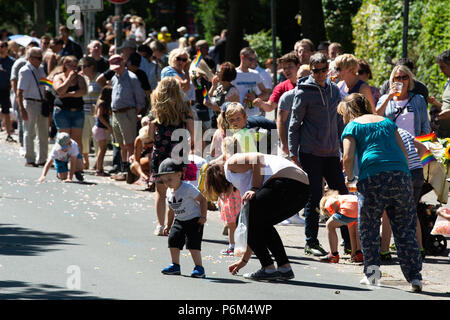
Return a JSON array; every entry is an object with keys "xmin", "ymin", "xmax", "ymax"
[
  {"xmin": 202, "ymin": 87, "xmax": 209, "ymax": 101},
  {"xmin": 39, "ymin": 78, "xmax": 53, "ymax": 88},
  {"xmin": 416, "ymin": 132, "xmax": 437, "ymax": 143},
  {"xmin": 421, "ymin": 150, "xmax": 436, "ymax": 166},
  {"xmin": 193, "ymin": 50, "xmax": 203, "ymax": 68}
]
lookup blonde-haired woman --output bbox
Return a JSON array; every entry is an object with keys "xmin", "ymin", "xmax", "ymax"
[
  {"xmin": 161, "ymin": 48, "xmax": 192, "ymax": 95},
  {"xmin": 376, "ymin": 65, "xmax": 431, "ymax": 137},
  {"xmin": 338, "ymin": 93, "xmax": 423, "ymax": 292},
  {"xmin": 148, "ymin": 77, "xmax": 194, "ymax": 235},
  {"xmin": 52, "ymin": 55, "xmax": 87, "ymax": 157},
  {"xmin": 334, "ymin": 53, "xmax": 375, "ymax": 113}
]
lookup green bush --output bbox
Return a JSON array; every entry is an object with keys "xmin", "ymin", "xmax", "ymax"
[
  {"xmin": 244, "ymin": 29, "xmax": 282, "ymax": 66},
  {"xmin": 352, "ymin": 0, "xmax": 449, "ymax": 98}
]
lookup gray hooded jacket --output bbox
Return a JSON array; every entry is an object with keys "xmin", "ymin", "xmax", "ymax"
[{"xmin": 288, "ymin": 75, "xmax": 343, "ymax": 158}]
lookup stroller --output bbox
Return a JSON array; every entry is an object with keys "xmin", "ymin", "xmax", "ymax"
[{"xmin": 417, "ymin": 184, "xmax": 448, "ymax": 256}]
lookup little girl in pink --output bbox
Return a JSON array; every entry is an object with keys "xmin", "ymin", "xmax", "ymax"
[{"xmin": 218, "ymin": 185, "xmax": 241, "ymax": 255}]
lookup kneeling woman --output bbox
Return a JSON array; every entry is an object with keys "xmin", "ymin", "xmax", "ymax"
[{"xmin": 205, "ymin": 152, "xmax": 310, "ymax": 281}]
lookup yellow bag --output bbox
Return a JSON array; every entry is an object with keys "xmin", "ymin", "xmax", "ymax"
[{"xmin": 197, "ymin": 163, "xmax": 218, "ymax": 202}]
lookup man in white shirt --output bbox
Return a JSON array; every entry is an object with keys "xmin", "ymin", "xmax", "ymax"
[
  {"xmin": 232, "ymin": 47, "xmax": 268, "ymax": 117},
  {"xmin": 16, "ymin": 47, "xmax": 48, "ymax": 167}
]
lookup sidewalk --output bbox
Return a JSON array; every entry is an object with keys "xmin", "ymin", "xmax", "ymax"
[{"xmin": 2, "ymin": 129, "xmax": 450, "ymax": 298}]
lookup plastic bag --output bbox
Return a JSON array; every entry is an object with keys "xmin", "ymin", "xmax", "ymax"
[
  {"xmin": 234, "ymin": 202, "xmax": 249, "ymax": 257},
  {"xmin": 431, "ymin": 213, "xmax": 450, "ymax": 236}
]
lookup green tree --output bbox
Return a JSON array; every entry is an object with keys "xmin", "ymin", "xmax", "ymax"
[
  {"xmin": 244, "ymin": 29, "xmax": 281, "ymax": 66},
  {"xmin": 352, "ymin": 0, "xmax": 449, "ymax": 97}
]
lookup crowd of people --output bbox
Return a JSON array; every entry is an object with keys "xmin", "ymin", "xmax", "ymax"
[{"xmin": 1, "ymin": 16, "xmax": 450, "ymax": 291}]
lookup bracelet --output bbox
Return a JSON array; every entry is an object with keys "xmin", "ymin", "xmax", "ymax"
[{"xmin": 347, "ymin": 176, "xmax": 355, "ymax": 182}]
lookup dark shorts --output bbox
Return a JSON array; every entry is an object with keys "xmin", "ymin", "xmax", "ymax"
[
  {"xmin": 0, "ymin": 96, "xmax": 11, "ymax": 114},
  {"xmin": 168, "ymin": 217, "xmax": 203, "ymax": 250},
  {"xmin": 54, "ymin": 159, "xmax": 69, "ymax": 174}
]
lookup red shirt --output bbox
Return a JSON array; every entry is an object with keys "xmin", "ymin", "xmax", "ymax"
[{"xmin": 269, "ymin": 79, "xmax": 296, "ymax": 104}]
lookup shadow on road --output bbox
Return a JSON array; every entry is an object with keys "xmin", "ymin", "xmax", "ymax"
[
  {"xmin": 0, "ymin": 224, "xmax": 77, "ymax": 256},
  {"xmin": 0, "ymin": 281, "xmax": 105, "ymax": 300}
]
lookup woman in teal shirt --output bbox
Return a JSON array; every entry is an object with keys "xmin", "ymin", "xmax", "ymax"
[{"xmin": 338, "ymin": 93, "xmax": 423, "ymax": 293}]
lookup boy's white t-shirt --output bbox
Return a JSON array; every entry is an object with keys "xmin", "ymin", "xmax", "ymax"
[
  {"xmin": 50, "ymin": 140, "xmax": 80, "ymax": 162},
  {"xmin": 166, "ymin": 181, "xmax": 201, "ymax": 221},
  {"xmin": 232, "ymin": 68, "xmax": 263, "ymax": 117}
]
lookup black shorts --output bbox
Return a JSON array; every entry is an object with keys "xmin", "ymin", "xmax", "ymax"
[
  {"xmin": 0, "ymin": 96, "xmax": 11, "ymax": 114},
  {"xmin": 168, "ymin": 217, "xmax": 204, "ymax": 250}
]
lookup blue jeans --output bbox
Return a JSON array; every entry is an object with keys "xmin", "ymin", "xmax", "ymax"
[
  {"xmin": 53, "ymin": 107, "xmax": 85, "ymax": 129},
  {"xmin": 299, "ymin": 152, "xmax": 349, "ymax": 245},
  {"xmin": 358, "ymin": 171, "xmax": 422, "ymax": 282}
]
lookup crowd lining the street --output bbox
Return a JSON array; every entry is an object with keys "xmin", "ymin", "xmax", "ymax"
[{"xmin": 1, "ymin": 14, "xmax": 450, "ymax": 292}]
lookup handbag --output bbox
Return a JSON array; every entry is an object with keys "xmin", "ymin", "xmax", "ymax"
[
  {"xmin": 30, "ymin": 69, "xmax": 49, "ymax": 117},
  {"xmin": 193, "ymin": 103, "xmax": 210, "ymax": 121},
  {"xmin": 234, "ymin": 202, "xmax": 249, "ymax": 257}
]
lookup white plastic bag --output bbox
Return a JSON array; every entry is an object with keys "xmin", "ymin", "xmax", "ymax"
[
  {"xmin": 431, "ymin": 214, "xmax": 450, "ymax": 236},
  {"xmin": 234, "ymin": 202, "xmax": 249, "ymax": 257}
]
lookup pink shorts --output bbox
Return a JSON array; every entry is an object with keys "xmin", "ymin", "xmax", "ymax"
[{"xmin": 92, "ymin": 125, "xmax": 108, "ymax": 141}]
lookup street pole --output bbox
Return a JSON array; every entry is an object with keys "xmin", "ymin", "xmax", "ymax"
[
  {"xmin": 402, "ymin": 0, "xmax": 409, "ymax": 58},
  {"xmin": 114, "ymin": 4, "xmax": 123, "ymax": 53},
  {"xmin": 55, "ymin": 0, "xmax": 60, "ymax": 36},
  {"xmin": 271, "ymin": 0, "xmax": 277, "ymax": 88}
]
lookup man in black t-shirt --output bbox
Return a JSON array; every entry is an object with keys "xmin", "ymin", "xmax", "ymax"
[{"xmin": 0, "ymin": 40, "xmax": 15, "ymax": 142}]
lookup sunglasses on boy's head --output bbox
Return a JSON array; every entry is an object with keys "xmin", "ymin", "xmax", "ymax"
[{"xmin": 311, "ymin": 66, "xmax": 328, "ymax": 74}]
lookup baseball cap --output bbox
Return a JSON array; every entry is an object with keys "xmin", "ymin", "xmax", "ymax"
[
  {"xmin": 57, "ymin": 132, "xmax": 71, "ymax": 149},
  {"xmin": 108, "ymin": 54, "xmax": 123, "ymax": 71},
  {"xmin": 117, "ymin": 39, "xmax": 137, "ymax": 52},
  {"xmin": 160, "ymin": 26, "xmax": 169, "ymax": 33},
  {"xmin": 177, "ymin": 26, "xmax": 187, "ymax": 33},
  {"xmin": 154, "ymin": 158, "xmax": 183, "ymax": 177}
]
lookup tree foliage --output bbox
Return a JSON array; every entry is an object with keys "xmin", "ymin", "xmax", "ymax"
[
  {"xmin": 353, "ymin": 0, "xmax": 450, "ymax": 98},
  {"xmin": 244, "ymin": 29, "xmax": 281, "ymax": 66}
]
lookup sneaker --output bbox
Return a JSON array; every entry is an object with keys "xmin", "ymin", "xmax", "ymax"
[
  {"xmin": 19, "ymin": 147, "xmax": 26, "ymax": 157},
  {"xmin": 220, "ymin": 247, "xmax": 234, "ymax": 256},
  {"xmin": 351, "ymin": 252, "xmax": 364, "ymax": 263},
  {"xmin": 161, "ymin": 263, "xmax": 181, "ymax": 275},
  {"xmin": 304, "ymin": 243, "xmax": 327, "ymax": 256},
  {"xmin": 243, "ymin": 268, "xmax": 281, "ymax": 281},
  {"xmin": 191, "ymin": 265, "xmax": 206, "ymax": 278},
  {"xmin": 360, "ymin": 275, "xmax": 380, "ymax": 286},
  {"xmin": 278, "ymin": 268, "xmax": 295, "ymax": 280},
  {"xmin": 74, "ymin": 171, "xmax": 84, "ymax": 182},
  {"xmin": 411, "ymin": 279, "xmax": 422, "ymax": 293},
  {"xmin": 6, "ymin": 135, "xmax": 16, "ymax": 143},
  {"xmin": 154, "ymin": 225, "xmax": 164, "ymax": 236},
  {"xmin": 319, "ymin": 252, "xmax": 340, "ymax": 263},
  {"xmin": 95, "ymin": 170, "xmax": 110, "ymax": 177},
  {"xmin": 380, "ymin": 251, "xmax": 392, "ymax": 261},
  {"xmin": 111, "ymin": 172, "xmax": 127, "ymax": 181}
]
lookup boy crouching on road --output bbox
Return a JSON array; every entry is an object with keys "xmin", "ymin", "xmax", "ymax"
[
  {"xmin": 38, "ymin": 132, "xmax": 84, "ymax": 183},
  {"xmin": 156, "ymin": 158, "xmax": 208, "ymax": 278}
]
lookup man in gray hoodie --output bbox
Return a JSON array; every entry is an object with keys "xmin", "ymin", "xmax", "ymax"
[{"xmin": 288, "ymin": 52, "xmax": 350, "ymax": 257}]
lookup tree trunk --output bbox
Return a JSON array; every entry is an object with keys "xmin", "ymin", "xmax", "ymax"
[
  {"xmin": 225, "ymin": 0, "xmax": 245, "ymax": 65},
  {"xmin": 34, "ymin": 0, "xmax": 46, "ymax": 36},
  {"xmin": 298, "ymin": 0, "xmax": 327, "ymax": 49}
]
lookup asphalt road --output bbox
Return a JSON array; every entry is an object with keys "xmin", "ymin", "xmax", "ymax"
[{"xmin": 0, "ymin": 141, "xmax": 445, "ymax": 301}]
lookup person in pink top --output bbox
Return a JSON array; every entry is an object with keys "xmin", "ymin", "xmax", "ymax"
[
  {"xmin": 253, "ymin": 52, "xmax": 300, "ymax": 112},
  {"xmin": 319, "ymin": 190, "xmax": 362, "ymax": 263}
]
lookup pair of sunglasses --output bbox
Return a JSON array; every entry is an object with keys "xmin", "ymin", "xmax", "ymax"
[
  {"xmin": 176, "ymin": 57, "xmax": 188, "ymax": 62},
  {"xmin": 394, "ymin": 75, "xmax": 409, "ymax": 81},
  {"xmin": 312, "ymin": 66, "xmax": 328, "ymax": 74}
]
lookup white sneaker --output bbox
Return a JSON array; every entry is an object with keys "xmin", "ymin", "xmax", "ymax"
[
  {"xmin": 19, "ymin": 147, "xmax": 26, "ymax": 158},
  {"xmin": 411, "ymin": 279, "xmax": 422, "ymax": 293},
  {"xmin": 360, "ymin": 275, "xmax": 380, "ymax": 286},
  {"xmin": 288, "ymin": 214, "xmax": 305, "ymax": 225},
  {"xmin": 154, "ymin": 225, "xmax": 164, "ymax": 236}
]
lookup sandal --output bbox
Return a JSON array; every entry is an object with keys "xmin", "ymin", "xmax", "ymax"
[{"xmin": 95, "ymin": 170, "xmax": 110, "ymax": 177}]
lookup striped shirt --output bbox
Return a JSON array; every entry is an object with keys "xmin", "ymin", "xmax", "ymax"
[{"xmin": 398, "ymin": 128, "xmax": 422, "ymax": 170}]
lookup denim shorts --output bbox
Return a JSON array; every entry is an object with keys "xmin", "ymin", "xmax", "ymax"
[
  {"xmin": 332, "ymin": 213, "xmax": 357, "ymax": 226},
  {"xmin": 53, "ymin": 106, "xmax": 85, "ymax": 129},
  {"xmin": 54, "ymin": 159, "xmax": 69, "ymax": 173}
]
